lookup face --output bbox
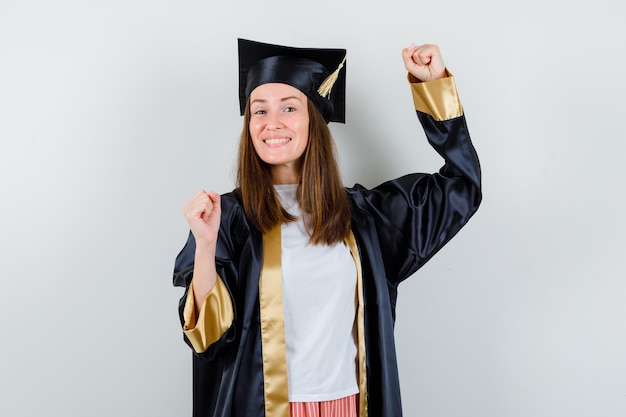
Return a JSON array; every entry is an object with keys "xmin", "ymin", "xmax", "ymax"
[{"xmin": 249, "ymin": 83, "xmax": 309, "ymax": 184}]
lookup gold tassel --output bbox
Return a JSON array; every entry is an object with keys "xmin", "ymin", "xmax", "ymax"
[{"xmin": 317, "ymin": 53, "xmax": 347, "ymax": 98}]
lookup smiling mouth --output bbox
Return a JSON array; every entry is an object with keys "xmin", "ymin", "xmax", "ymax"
[{"xmin": 264, "ymin": 138, "xmax": 291, "ymax": 146}]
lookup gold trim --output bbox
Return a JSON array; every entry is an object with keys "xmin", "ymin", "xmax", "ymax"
[
  {"xmin": 183, "ymin": 277, "xmax": 234, "ymax": 353},
  {"xmin": 346, "ymin": 232, "xmax": 368, "ymax": 417},
  {"xmin": 259, "ymin": 225, "xmax": 290, "ymax": 417},
  {"xmin": 408, "ymin": 69, "xmax": 463, "ymax": 121}
]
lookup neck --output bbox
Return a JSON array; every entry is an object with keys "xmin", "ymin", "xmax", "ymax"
[{"xmin": 271, "ymin": 165, "xmax": 299, "ymax": 185}]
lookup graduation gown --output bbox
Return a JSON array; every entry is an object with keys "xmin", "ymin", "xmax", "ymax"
[{"xmin": 173, "ymin": 73, "xmax": 482, "ymax": 417}]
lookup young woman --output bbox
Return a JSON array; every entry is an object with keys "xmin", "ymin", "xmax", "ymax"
[{"xmin": 173, "ymin": 38, "xmax": 482, "ymax": 417}]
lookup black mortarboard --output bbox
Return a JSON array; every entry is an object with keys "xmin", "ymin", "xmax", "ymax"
[{"xmin": 238, "ymin": 38, "xmax": 347, "ymax": 123}]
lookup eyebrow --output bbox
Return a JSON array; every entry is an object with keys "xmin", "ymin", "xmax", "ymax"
[{"xmin": 250, "ymin": 96, "xmax": 303, "ymax": 105}]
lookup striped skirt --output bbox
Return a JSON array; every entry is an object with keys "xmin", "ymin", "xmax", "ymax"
[{"xmin": 290, "ymin": 394, "xmax": 358, "ymax": 417}]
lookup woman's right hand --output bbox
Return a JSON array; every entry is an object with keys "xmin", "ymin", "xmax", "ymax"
[{"xmin": 182, "ymin": 190, "xmax": 221, "ymax": 246}]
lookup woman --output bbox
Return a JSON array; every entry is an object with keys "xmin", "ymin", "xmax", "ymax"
[{"xmin": 174, "ymin": 38, "xmax": 481, "ymax": 417}]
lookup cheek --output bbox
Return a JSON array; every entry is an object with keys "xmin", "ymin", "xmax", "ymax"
[
  {"xmin": 248, "ymin": 121, "xmax": 260, "ymax": 141},
  {"xmin": 296, "ymin": 115, "xmax": 310, "ymax": 140}
]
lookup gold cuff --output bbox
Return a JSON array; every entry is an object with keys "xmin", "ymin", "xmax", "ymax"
[
  {"xmin": 408, "ymin": 69, "xmax": 463, "ymax": 121},
  {"xmin": 183, "ymin": 276, "xmax": 234, "ymax": 353}
]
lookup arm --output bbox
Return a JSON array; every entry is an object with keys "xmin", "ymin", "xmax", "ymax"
[
  {"xmin": 182, "ymin": 190, "xmax": 221, "ymax": 309},
  {"xmin": 350, "ymin": 45, "xmax": 481, "ymax": 283},
  {"xmin": 174, "ymin": 190, "xmax": 235, "ymax": 357}
]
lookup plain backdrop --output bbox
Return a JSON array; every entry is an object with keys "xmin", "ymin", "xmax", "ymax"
[{"xmin": 1, "ymin": 1, "xmax": 624, "ymax": 416}]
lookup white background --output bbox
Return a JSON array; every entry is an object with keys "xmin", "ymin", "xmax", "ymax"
[{"xmin": 1, "ymin": 1, "xmax": 625, "ymax": 416}]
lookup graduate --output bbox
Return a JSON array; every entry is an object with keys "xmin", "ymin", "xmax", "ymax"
[{"xmin": 173, "ymin": 38, "xmax": 482, "ymax": 417}]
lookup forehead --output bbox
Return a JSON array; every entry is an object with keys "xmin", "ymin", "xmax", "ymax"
[{"xmin": 249, "ymin": 83, "xmax": 307, "ymax": 101}]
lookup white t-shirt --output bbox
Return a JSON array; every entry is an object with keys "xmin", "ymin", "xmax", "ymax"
[{"xmin": 275, "ymin": 184, "xmax": 359, "ymax": 402}]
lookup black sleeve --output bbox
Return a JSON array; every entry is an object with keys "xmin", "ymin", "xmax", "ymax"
[{"xmin": 350, "ymin": 111, "xmax": 481, "ymax": 285}]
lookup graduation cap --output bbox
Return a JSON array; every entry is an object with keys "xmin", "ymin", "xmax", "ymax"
[{"xmin": 238, "ymin": 38, "xmax": 347, "ymax": 123}]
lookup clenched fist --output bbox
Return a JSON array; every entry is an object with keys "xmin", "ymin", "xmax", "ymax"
[
  {"xmin": 401, "ymin": 44, "xmax": 446, "ymax": 82},
  {"xmin": 182, "ymin": 190, "xmax": 221, "ymax": 246}
]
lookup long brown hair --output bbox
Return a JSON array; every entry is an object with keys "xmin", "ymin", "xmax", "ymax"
[{"xmin": 236, "ymin": 99, "xmax": 351, "ymax": 245}]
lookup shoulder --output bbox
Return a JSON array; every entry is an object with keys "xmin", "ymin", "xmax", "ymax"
[
  {"xmin": 220, "ymin": 190, "xmax": 244, "ymax": 213},
  {"xmin": 218, "ymin": 189, "xmax": 257, "ymax": 242},
  {"xmin": 218, "ymin": 189, "xmax": 249, "ymax": 225}
]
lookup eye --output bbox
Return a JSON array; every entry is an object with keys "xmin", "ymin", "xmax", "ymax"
[
  {"xmin": 253, "ymin": 109, "xmax": 266, "ymax": 115},
  {"xmin": 284, "ymin": 106, "xmax": 296, "ymax": 113}
]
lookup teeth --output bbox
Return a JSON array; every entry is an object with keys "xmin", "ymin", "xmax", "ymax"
[{"xmin": 265, "ymin": 138, "xmax": 290, "ymax": 145}]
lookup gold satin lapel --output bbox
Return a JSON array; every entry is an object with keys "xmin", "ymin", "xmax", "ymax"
[
  {"xmin": 346, "ymin": 231, "xmax": 368, "ymax": 417},
  {"xmin": 259, "ymin": 225, "xmax": 290, "ymax": 417}
]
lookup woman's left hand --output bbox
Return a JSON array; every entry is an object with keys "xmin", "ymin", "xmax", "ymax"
[{"xmin": 401, "ymin": 43, "xmax": 446, "ymax": 82}]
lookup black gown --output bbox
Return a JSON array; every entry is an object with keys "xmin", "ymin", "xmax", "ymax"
[{"xmin": 173, "ymin": 74, "xmax": 482, "ymax": 417}]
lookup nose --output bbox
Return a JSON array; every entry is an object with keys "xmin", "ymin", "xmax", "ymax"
[{"xmin": 266, "ymin": 111, "xmax": 283, "ymax": 130}]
